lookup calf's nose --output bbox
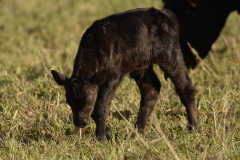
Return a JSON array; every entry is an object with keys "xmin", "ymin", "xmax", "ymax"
[{"xmin": 80, "ymin": 118, "xmax": 87, "ymax": 128}]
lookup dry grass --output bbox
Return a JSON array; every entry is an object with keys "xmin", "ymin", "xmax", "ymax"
[{"xmin": 0, "ymin": 0, "xmax": 239, "ymax": 159}]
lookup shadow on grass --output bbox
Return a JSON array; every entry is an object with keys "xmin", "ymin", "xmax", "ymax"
[
  {"xmin": 112, "ymin": 110, "xmax": 131, "ymax": 120},
  {"xmin": 0, "ymin": 79, "xmax": 11, "ymax": 87}
]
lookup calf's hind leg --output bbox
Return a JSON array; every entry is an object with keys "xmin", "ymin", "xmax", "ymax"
[
  {"xmin": 130, "ymin": 67, "xmax": 161, "ymax": 134},
  {"xmin": 160, "ymin": 59, "xmax": 198, "ymax": 130}
]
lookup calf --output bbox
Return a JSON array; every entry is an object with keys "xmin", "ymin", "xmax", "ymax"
[{"xmin": 51, "ymin": 7, "xmax": 198, "ymax": 141}]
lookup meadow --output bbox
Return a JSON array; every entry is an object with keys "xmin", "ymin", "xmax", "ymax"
[{"xmin": 0, "ymin": 0, "xmax": 239, "ymax": 159}]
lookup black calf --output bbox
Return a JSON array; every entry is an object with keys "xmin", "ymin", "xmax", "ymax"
[{"xmin": 51, "ymin": 7, "xmax": 198, "ymax": 141}]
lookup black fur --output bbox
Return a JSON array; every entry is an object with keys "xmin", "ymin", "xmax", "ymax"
[
  {"xmin": 163, "ymin": 0, "xmax": 240, "ymax": 69},
  {"xmin": 51, "ymin": 8, "xmax": 197, "ymax": 141}
]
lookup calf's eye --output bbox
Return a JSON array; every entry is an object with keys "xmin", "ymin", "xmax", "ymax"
[{"xmin": 86, "ymin": 100, "xmax": 91, "ymax": 105}]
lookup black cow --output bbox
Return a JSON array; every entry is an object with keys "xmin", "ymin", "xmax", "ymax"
[
  {"xmin": 163, "ymin": 0, "xmax": 240, "ymax": 69},
  {"xmin": 51, "ymin": 7, "xmax": 198, "ymax": 141}
]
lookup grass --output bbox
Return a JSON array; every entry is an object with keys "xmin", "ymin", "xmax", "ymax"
[{"xmin": 0, "ymin": 0, "xmax": 239, "ymax": 159}]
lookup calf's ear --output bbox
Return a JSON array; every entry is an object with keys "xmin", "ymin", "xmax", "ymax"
[{"xmin": 51, "ymin": 70, "xmax": 68, "ymax": 86}]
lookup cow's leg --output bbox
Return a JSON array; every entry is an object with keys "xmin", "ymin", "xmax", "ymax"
[
  {"xmin": 130, "ymin": 66, "xmax": 161, "ymax": 134},
  {"xmin": 91, "ymin": 77, "xmax": 121, "ymax": 141},
  {"xmin": 159, "ymin": 49, "xmax": 198, "ymax": 130}
]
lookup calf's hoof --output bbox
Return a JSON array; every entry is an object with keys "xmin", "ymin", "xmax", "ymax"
[
  {"xmin": 135, "ymin": 123, "xmax": 145, "ymax": 135},
  {"xmin": 188, "ymin": 123, "xmax": 198, "ymax": 131},
  {"xmin": 96, "ymin": 125, "xmax": 112, "ymax": 142}
]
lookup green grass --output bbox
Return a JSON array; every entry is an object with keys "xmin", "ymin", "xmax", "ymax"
[{"xmin": 0, "ymin": 0, "xmax": 239, "ymax": 159}]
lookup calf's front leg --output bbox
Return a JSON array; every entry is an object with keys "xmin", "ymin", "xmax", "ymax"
[{"xmin": 91, "ymin": 79, "xmax": 121, "ymax": 141}]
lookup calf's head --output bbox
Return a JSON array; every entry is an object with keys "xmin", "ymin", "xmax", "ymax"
[{"xmin": 51, "ymin": 70, "xmax": 98, "ymax": 128}]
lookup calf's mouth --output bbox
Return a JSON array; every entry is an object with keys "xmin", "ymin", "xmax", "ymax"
[{"xmin": 73, "ymin": 116, "xmax": 90, "ymax": 128}]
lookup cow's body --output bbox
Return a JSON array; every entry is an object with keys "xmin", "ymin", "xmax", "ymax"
[
  {"xmin": 51, "ymin": 8, "xmax": 198, "ymax": 141},
  {"xmin": 163, "ymin": 0, "xmax": 240, "ymax": 69}
]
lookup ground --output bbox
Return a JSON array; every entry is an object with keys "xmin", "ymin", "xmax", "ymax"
[{"xmin": 0, "ymin": 0, "xmax": 239, "ymax": 159}]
